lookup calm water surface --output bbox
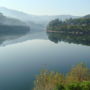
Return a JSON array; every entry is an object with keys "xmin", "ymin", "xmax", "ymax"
[{"xmin": 0, "ymin": 31, "xmax": 90, "ymax": 90}]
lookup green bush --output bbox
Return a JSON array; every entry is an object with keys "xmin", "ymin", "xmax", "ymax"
[
  {"xmin": 66, "ymin": 83, "xmax": 82, "ymax": 90},
  {"xmin": 80, "ymin": 81, "xmax": 90, "ymax": 90},
  {"xmin": 54, "ymin": 83, "xmax": 65, "ymax": 90},
  {"xmin": 55, "ymin": 82, "xmax": 90, "ymax": 90}
]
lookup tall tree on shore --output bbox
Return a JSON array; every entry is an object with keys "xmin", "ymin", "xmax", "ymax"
[{"xmin": 66, "ymin": 63, "xmax": 90, "ymax": 83}]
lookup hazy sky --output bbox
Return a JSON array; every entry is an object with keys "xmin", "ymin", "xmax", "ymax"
[{"xmin": 0, "ymin": 0, "xmax": 90, "ymax": 15}]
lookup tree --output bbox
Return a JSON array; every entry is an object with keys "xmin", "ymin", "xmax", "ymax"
[{"xmin": 66, "ymin": 63, "xmax": 90, "ymax": 83}]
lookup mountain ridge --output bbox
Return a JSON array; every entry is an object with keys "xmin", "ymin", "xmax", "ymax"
[{"xmin": 0, "ymin": 7, "xmax": 80, "ymax": 24}]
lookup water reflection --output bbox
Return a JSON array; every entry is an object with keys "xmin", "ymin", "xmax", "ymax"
[
  {"xmin": 0, "ymin": 27, "xmax": 30, "ymax": 45},
  {"xmin": 47, "ymin": 32, "xmax": 90, "ymax": 46},
  {"xmin": 0, "ymin": 31, "xmax": 90, "ymax": 90}
]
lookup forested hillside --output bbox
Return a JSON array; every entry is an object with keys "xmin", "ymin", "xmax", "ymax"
[{"xmin": 47, "ymin": 15, "xmax": 90, "ymax": 34}]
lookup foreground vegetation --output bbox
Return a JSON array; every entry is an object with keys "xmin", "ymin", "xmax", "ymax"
[
  {"xmin": 33, "ymin": 63, "xmax": 90, "ymax": 90},
  {"xmin": 47, "ymin": 15, "xmax": 90, "ymax": 34}
]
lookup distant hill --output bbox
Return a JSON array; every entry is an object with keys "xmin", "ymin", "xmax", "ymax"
[
  {"xmin": 0, "ymin": 7, "xmax": 80, "ymax": 32},
  {"xmin": 0, "ymin": 7, "xmax": 79, "ymax": 24},
  {"xmin": 84, "ymin": 14, "xmax": 90, "ymax": 18},
  {"xmin": 0, "ymin": 12, "xmax": 26, "ymax": 26},
  {"xmin": 0, "ymin": 12, "xmax": 30, "ymax": 35}
]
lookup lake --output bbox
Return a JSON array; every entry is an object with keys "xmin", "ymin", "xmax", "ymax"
[{"xmin": 0, "ymin": 31, "xmax": 90, "ymax": 90}]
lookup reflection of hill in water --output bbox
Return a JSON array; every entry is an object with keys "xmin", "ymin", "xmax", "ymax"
[
  {"xmin": 0, "ymin": 26, "xmax": 30, "ymax": 45},
  {"xmin": 47, "ymin": 32, "xmax": 90, "ymax": 46}
]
